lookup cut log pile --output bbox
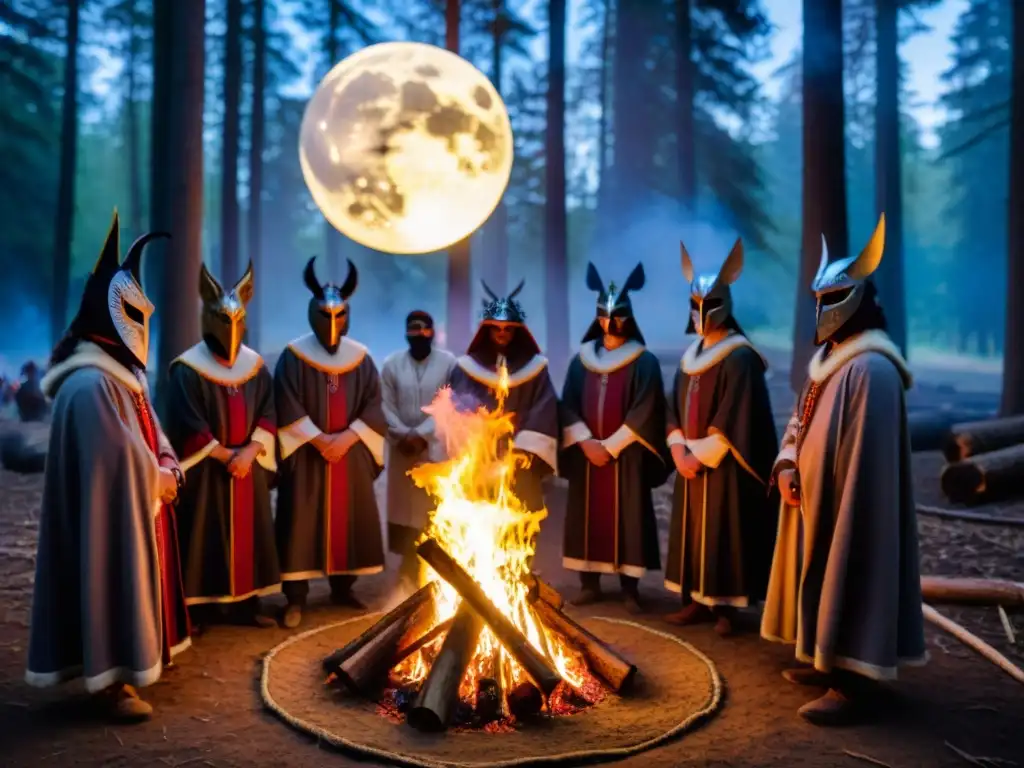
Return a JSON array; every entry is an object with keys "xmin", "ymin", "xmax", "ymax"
[
  {"xmin": 322, "ymin": 538, "xmax": 637, "ymax": 733},
  {"xmin": 939, "ymin": 416, "xmax": 1024, "ymax": 506}
]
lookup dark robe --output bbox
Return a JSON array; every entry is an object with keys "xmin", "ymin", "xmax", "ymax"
[
  {"xmin": 26, "ymin": 343, "xmax": 190, "ymax": 693},
  {"xmin": 560, "ymin": 340, "xmax": 668, "ymax": 576},
  {"xmin": 274, "ymin": 333, "xmax": 386, "ymax": 579},
  {"xmin": 447, "ymin": 351, "xmax": 559, "ymax": 512},
  {"xmin": 166, "ymin": 342, "xmax": 281, "ymax": 605},
  {"xmin": 665, "ymin": 335, "xmax": 779, "ymax": 606},
  {"xmin": 761, "ymin": 330, "xmax": 928, "ymax": 680}
]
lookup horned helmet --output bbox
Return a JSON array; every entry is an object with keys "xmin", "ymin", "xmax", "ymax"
[
  {"xmin": 72, "ymin": 209, "xmax": 169, "ymax": 369},
  {"xmin": 581, "ymin": 262, "xmax": 646, "ymax": 344},
  {"xmin": 304, "ymin": 256, "xmax": 357, "ymax": 353},
  {"xmin": 812, "ymin": 214, "xmax": 886, "ymax": 344},
  {"xmin": 481, "ymin": 279, "xmax": 527, "ymax": 325},
  {"xmin": 199, "ymin": 261, "xmax": 254, "ymax": 366},
  {"xmin": 466, "ymin": 279, "xmax": 541, "ymax": 361},
  {"xmin": 680, "ymin": 237, "xmax": 744, "ymax": 336}
]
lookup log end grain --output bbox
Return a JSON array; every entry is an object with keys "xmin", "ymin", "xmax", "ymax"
[{"xmin": 940, "ymin": 460, "xmax": 986, "ymax": 505}]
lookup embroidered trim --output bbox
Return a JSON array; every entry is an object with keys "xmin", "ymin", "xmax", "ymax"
[
  {"xmin": 666, "ymin": 429, "xmax": 686, "ymax": 448},
  {"xmin": 174, "ymin": 342, "xmax": 264, "ymax": 386},
  {"xmin": 562, "ymin": 421, "xmax": 593, "ymax": 449},
  {"xmin": 286, "ymin": 333, "xmax": 369, "ymax": 375},
  {"xmin": 185, "ymin": 583, "xmax": 282, "ymax": 606},
  {"xmin": 578, "ymin": 340, "xmax": 646, "ymax": 374},
  {"xmin": 681, "ymin": 334, "xmax": 767, "ymax": 375},
  {"xmin": 514, "ymin": 429, "xmax": 558, "ymax": 472},
  {"xmin": 350, "ymin": 419, "xmax": 385, "ymax": 467},
  {"xmin": 456, "ymin": 354, "xmax": 549, "ymax": 388},
  {"xmin": 807, "ymin": 329, "xmax": 912, "ymax": 388},
  {"xmin": 278, "ymin": 416, "xmax": 321, "ymax": 460},
  {"xmin": 41, "ymin": 341, "xmax": 143, "ymax": 397},
  {"xmin": 252, "ymin": 426, "xmax": 277, "ymax": 472},
  {"xmin": 180, "ymin": 438, "xmax": 218, "ymax": 473}
]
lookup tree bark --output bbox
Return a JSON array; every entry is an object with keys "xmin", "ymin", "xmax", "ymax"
[
  {"xmin": 942, "ymin": 415, "xmax": 1024, "ymax": 463},
  {"xmin": 940, "ymin": 444, "xmax": 1024, "ymax": 505},
  {"xmin": 324, "ymin": 0, "xmax": 345, "ymax": 270},
  {"xmin": 595, "ymin": 0, "xmax": 612, "ymax": 209},
  {"xmin": 247, "ymin": 0, "xmax": 266, "ymax": 348},
  {"xmin": 873, "ymin": 0, "xmax": 907, "ymax": 355},
  {"xmin": 920, "ymin": 576, "xmax": 1024, "ymax": 608},
  {"xmin": 445, "ymin": 0, "xmax": 473, "ymax": 354},
  {"xmin": 483, "ymin": 0, "xmax": 507, "ymax": 296},
  {"xmin": 51, "ymin": 0, "xmax": 80, "ymax": 345},
  {"xmin": 1004, "ymin": 0, "xmax": 1024, "ymax": 415},
  {"xmin": 544, "ymin": 0, "xmax": 569, "ymax": 384},
  {"xmin": 148, "ymin": 0, "xmax": 171, "ymax": 301},
  {"xmin": 126, "ymin": 0, "xmax": 143, "ymax": 238},
  {"xmin": 675, "ymin": 0, "xmax": 696, "ymax": 210},
  {"xmin": 153, "ymin": 0, "xmax": 205, "ymax": 409},
  {"xmin": 791, "ymin": 0, "xmax": 848, "ymax": 392},
  {"xmin": 220, "ymin": 0, "xmax": 243, "ymax": 283}
]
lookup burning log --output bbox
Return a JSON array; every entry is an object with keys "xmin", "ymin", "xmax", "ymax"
[
  {"xmin": 528, "ymin": 595, "xmax": 637, "ymax": 693},
  {"xmin": 942, "ymin": 416, "xmax": 1024, "ymax": 463},
  {"xmin": 417, "ymin": 538, "xmax": 563, "ymax": 696},
  {"xmin": 393, "ymin": 617, "xmax": 455, "ymax": 667},
  {"xmin": 522, "ymin": 572, "xmax": 565, "ymax": 610},
  {"xmin": 322, "ymin": 581, "xmax": 440, "ymax": 691},
  {"xmin": 921, "ymin": 576, "xmax": 1024, "ymax": 608},
  {"xmin": 507, "ymin": 681, "xmax": 543, "ymax": 718},
  {"xmin": 940, "ymin": 444, "xmax": 1024, "ymax": 505},
  {"xmin": 407, "ymin": 603, "xmax": 484, "ymax": 732}
]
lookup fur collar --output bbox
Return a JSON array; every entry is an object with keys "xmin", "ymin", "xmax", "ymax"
[
  {"xmin": 808, "ymin": 329, "xmax": 913, "ymax": 389},
  {"xmin": 578, "ymin": 339, "xmax": 645, "ymax": 374},
  {"xmin": 681, "ymin": 333, "xmax": 765, "ymax": 375},
  {"xmin": 456, "ymin": 353, "xmax": 548, "ymax": 389},
  {"xmin": 174, "ymin": 342, "xmax": 263, "ymax": 386},
  {"xmin": 41, "ymin": 341, "xmax": 143, "ymax": 398},
  {"xmin": 286, "ymin": 333, "xmax": 368, "ymax": 374}
]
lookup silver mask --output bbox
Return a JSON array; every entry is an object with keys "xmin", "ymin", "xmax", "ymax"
[
  {"xmin": 680, "ymin": 237, "xmax": 744, "ymax": 336},
  {"xmin": 811, "ymin": 214, "xmax": 886, "ymax": 344}
]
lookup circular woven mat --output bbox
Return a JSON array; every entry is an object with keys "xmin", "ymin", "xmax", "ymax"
[{"xmin": 261, "ymin": 614, "xmax": 723, "ymax": 768}]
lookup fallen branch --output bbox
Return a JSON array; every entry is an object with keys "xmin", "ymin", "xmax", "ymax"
[
  {"xmin": 997, "ymin": 606, "xmax": 1017, "ymax": 645},
  {"xmin": 843, "ymin": 750, "xmax": 892, "ymax": 768},
  {"xmin": 923, "ymin": 604, "xmax": 1024, "ymax": 686},
  {"xmin": 920, "ymin": 576, "xmax": 1024, "ymax": 607},
  {"xmin": 916, "ymin": 503, "xmax": 1024, "ymax": 528}
]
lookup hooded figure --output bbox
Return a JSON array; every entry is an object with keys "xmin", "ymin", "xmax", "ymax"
[
  {"xmin": 273, "ymin": 257, "xmax": 387, "ymax": 628},
  {"xmin": 380, "ymin": 311, "xmax": 457, "ymax": 589},
  {"xmin": 26, "ymin": 210, "xmax": 190, "ymax": 722},
  {"xmin": 560, "ymin": 263, "xmax": 669, "ymax": 612},
  {"xmin": 447, "ymin": 279, "xmax": 559, "ymax": 512},
  {"xmin": 664, "ymin": 237, "xmax": 779, "ymax": 636},
  {"xmin": 761, "ymin": 214, "xmax": 927, "ymax": 726},
  {"xmin": 165, "ymin": 262, "xmax": 281, "ymax": 628}
]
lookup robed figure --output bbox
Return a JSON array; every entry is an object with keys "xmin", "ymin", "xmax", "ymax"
[
  {"xmin": 761, "ymin": 215, "xmax": 927, "ymax": 726},
  {"xmin": 25, "ymin": 213, "xmax": 189, "ymax": 721},
  {"xmin": 166, "ymin": 262, "xmax": 280, "ymax": 628},
  {"xmin": 560, "ymin": 263, "xmax": 669, "ymax": 612},
  {"xmin": 275, "ymin": 258, "xmax": 387, "ymax": 628},
  {"xmin": 381, "ymin": 311, "xmax": 457, "ymax": 589},
  {"xmin": 664, "ymin": 239, "xmax": 778, "ymax": 636},
  {"xmin": 448, "ymin": 280, "xmax": 559, "ymax": 513}
]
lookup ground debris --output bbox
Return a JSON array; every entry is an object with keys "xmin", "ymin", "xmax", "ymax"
[{"xmin": 843, "ymin": 750, "xmax": 893, "ymax": 768}]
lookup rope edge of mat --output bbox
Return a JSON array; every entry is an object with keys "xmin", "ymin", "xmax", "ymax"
[{"xmin": 260, "ymin": 613, "xmax": 724, "ymax": 768}]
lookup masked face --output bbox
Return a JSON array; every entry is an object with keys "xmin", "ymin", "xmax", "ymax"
[
  {"xmin": 309, "ymin": 287, "xmax": 349, "ymax": 353},
  {"xmin": 199, "ymin": 262, "xmax": 253, "ymax": 366},
  {"xmin": 107, "ymin": 269, "xmax": 155, "ymax": 368},
  {"xmin": 814, "ymin": 284, "xmax": 865, "ymax": 344},
  {"xmin": 689, "ymin": 293, "xmax": 728, "ymax": 337},
  {"xmin": 406, "ymin": 323, "xmax": 434, "ymax": 361},
  {"xmin": 488, "ymin": 322, "xmax": 516, "ymax": 349},
  {"xmin": 597, "ymin": 311, "xmax": 629, "ymax": 338}
]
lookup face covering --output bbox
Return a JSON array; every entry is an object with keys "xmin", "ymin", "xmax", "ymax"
[{"xmin": 407, "ymin": 335, "xmax": 432, "ymax": 361}]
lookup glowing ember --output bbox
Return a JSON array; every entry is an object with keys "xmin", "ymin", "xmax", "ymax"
[{"xmin": 390, "ymin": 362, "xmax": 603, "ymax": 715}]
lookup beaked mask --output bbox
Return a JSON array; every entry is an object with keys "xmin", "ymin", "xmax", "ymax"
[
  {"xmin": 680, "ymin": 237, "xmax": 743, "ymax": 337},
  {"xmin": 199, "ymin": 261, "xmax": 253, "ymax": 366},
  {"xmin": 811, "ymin": 214, "xmax": 885, "ymax": 344},
  {"xmin": 304, "ymin": 256, "xmax": 357, "ymax": 353}
]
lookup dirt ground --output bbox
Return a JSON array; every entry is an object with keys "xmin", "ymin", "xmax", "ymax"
[{"xmin": 1, "ymin": 449, "xmax": 1022, "ymax": 768}]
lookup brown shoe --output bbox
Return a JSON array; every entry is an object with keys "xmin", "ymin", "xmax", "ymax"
[
  {"xmin": 570, "ymin": 588, "xmax": 603, "ymax": 607},
  {"xmin": 664, "ymin": 603, "xmax": 711, "ymax": 626},
  {"xmin": 282, "ymin": 604, "xmax": 302, "ymax": 629},
  {"xmin": 782, "ymin": 667, "xmax": 832, "ymax": 687},
  {"xmin": 798, "ymin": 688, "xmax": 859, "ymax": 726},
  {"xmin": 101, "ymin": 684, "xmax": 153, "ymax": 723},
  {"xmin": 330, "ymin": 590, "xmax": 366, "ymax": 610},
  {"xmin": 713, "ymin": 615, "xmax": 734, "ymax": 637}
]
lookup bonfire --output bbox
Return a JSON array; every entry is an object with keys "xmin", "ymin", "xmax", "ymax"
[{"xmin": 322, "ymin": 364, "xmax": 636, "ymax": 732}]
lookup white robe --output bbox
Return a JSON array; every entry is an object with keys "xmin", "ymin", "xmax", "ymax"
[{"xmin": 381, "ymin": 348, "xmax": 458, "ymax": 531}]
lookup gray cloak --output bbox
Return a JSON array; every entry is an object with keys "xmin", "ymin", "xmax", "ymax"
[
  {"xmin": 274, "ymin": 333, "xmax": 386, "ymax": 579},
  {"xmin": 761, "ymin": 330, "xmax": 928, "ymax": 681},
  {"xmin": 560, "ymin": 340, "xmax": 669, "ymax": 577},
  {"xmin": 26, "ymin": 342, "xmax": 191, "ymax": 693}
]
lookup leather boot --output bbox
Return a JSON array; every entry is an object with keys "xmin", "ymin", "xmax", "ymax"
[
  {"xmin": 282, "ymin": 603, "xmax": 302, "ymax": 629},
  {"xmin": 100, "ymin": 684, "xmax": 153, "ymax": 722},
  {"xmin": 782, "ymin": 667, "xmax": 832, "ymax": 687},
  {"xmin": 665, "ymin": 602, "xmax": 711, "ymax": 626}
]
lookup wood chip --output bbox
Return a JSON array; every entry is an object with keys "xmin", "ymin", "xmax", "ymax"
[
  {"xmin": 112, "ymin": 731, "xmax": 123, "ymax": 747},
  {"xmin": 843, "ymin": 750, "xmax": 893, "ymax": 768},
  {"xmin": 997, "ymin": 606, "xmax": 1017, "ymax": 644},
  {"xmin": 191, "ymin": 715, "xmax": 212, "ymax": 723}
]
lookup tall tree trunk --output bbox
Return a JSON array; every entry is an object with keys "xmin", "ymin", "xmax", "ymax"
[
  {"xmin": 1004, "ymin": 0, "xmax": 1024, "ymax": 415},
  {"xmin": 220, "ymin": 0, "xmax": 243, "ymax": 282},
  {"xmin": 324, "ymin": 0, "xmax": 344, "ymax": 270},
  {"xmin": 154, "ymin": 0, "xmax": 206, "ymax": 408},
  {"xmin": 149, "ymin": 0, "xmax": 171, "ymax": 297},
  {"xmin": 791, "ymin": 0, "xmax": 848, "ymax": 392},
  {"xmin": 595, "ymin": 0, "xmax": 612, "ymax": 210},
  {"xmin": 674, "ymin": 0, "xmax": 696, "ymax": 210},
  {"xmin": 483, "ymin": 0, "xmax": 507, "ymax": 295},
  {"xmin": 607, "ymin": 0, "xmax": 647, "ymax": 217},
  {"xmin": 445, "ymin": 0, "xmax": 472, "ymax": 354},
  {"xmin": 247, "ymin": 0, "xmax": 266, "ymax": 348},
  {"xmin": 51, "ymin": 0, "xmax": 80, "ymax": 345},
  {"xmin": 873, "ymin": 0, "xmax": 906, "ymax": 354},
  {"xmin": 545, "ymin": 0, "xmax": 569, "ymax": 383},
  {"xmin": 126, "ymin": 0, "xmax": 143, "ymax": 238}
]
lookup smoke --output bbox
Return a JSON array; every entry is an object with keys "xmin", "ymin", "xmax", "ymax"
[{"xmin": 0, "ymin": 298, "xmax": 51, "ymax": 378}]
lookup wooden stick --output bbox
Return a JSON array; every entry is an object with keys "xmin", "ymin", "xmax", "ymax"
[
  {"xmin": 997, "ymin": 606, "xmax": 1017, "ymax": 645},
  {"xmin": 522, "ymin": 572, "xmax": 565, "ymax": 610},
  {"xmin": 417, "ymin": 538, "xmax": 563, "ymax": 696},
  {"xmin": 842, "ymin": 750, "xmax": 893, "ymax": 768},
  {"xmin": 407, "ymin": 603, "xmax": 483, "ymax": 732},
  {"xmin": 392, "ymin": 617, "xmax": 455, "ymax": 667},
  {"xmin": 920, "ymin": 576, "xmax": 1024, "ymax": 608},
  {"xmin": 923, "ymin": 604, "xmax": 1024, "ymax": 686}
]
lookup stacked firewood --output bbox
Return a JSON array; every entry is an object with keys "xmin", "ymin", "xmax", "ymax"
[{"xmin": 939, "ymin": 416, "xmax": 1024, "ymax": 506}]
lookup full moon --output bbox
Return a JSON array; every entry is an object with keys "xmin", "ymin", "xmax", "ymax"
[{"xmin": 299, "ymin": 42, "xmax": 514, "ymax": 255}]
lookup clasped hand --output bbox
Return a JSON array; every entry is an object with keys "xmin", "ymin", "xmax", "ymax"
[
  {"xmin": 777, "ymin": 468, "xmax": 801, "ymax": 507},
  {"xmin": 157, "ymin": 468, "xmax": 179, "ymax": 503},
  {"xmin": 317, "ymin": 429, "xmax": 359, "ymax": 463},
  {"xmin": 227, "ymin": 442, "xmax": 266, "ymax": 478},
  {"xmin": 397, "ymin": 432, "xmax": 429, "ymax": 457},
  {"xmin": 580, "ymin": 439, "xmax": 612, "ymax": 467},
  {"xmin": 670, "ymin": 444, "xmax": 702, "ymax": 479}
]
